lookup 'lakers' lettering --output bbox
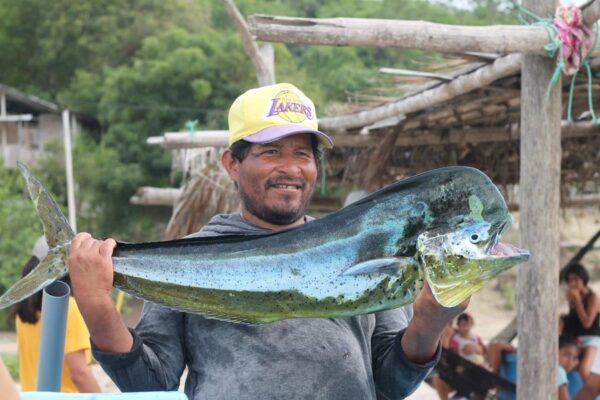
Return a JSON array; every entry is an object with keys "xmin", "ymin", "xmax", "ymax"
[{"xmin": 266, "ymin": 90, "xmax": 314, "ymax": 123}]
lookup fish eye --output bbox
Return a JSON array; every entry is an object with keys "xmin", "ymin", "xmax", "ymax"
[{"xmin": 470, "ymin": 234, "xmax": 480, "ymax": 243}]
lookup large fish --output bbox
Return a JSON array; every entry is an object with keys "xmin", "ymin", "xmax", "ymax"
[{"xmin": 0, "ymin": 163, "xmax": 529, "ymax": 324}]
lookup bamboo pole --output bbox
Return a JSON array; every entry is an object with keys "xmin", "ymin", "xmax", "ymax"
[{"xmin": 517, "ymin": 0, "xmax": 561, "ymax": 397}]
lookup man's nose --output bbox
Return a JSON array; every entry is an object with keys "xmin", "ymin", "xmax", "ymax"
[{"xmin": 276, "ymin": 155, "xmax": 303, "ymax": 176}]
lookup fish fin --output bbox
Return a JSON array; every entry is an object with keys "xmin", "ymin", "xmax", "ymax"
[
  {"xmin": 0, "ymin": 163, "xmax": 74, "ymax": 309},
  {"xmin": 427, "ymin": 278, "xmax": 485, "ymax": 308},
  {"xmin": 17, "ymin": 163, "xmax": 75, "ymax": 248},
  {"xmin": 342, "ymin": 257, "xmax": 417, "ymax": 276},
  {"xmin": 0, "ymin": 248, "xmax": 69, "ymax": 309}
]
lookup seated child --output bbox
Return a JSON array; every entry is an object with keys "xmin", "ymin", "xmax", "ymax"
[
  {"xmin": 450, "ymin": 313, "xmax": 487, "ymax": 367},
  {"xmin": 559, "ymin": 335, "xmax": 580, "ymax": 400}
]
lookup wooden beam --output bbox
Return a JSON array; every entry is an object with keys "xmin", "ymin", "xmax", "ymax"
[
  {"xmin": 517, "ymin": 0, "xmax": 561, "ymax": 397},
  {"xmin": 379, "ymin": 68, "xmax": 453, "ymax": 81},
  {"xmin": 583, "ymin": 0, "xmax": 600, "ymax": 25},
  {"xmin": 248, "ymin": 15, "xmax": 550, "ymax": 55},
  {"xmin": 148, "ymin": 130, "xmax": 229, "ymax": 148},
  {"xmin": 248, "ymin": 4, "xmax": 600, "ymax": 55},
  {"xmin": 130, "ymin": 187, "xmax": 182, "ymax": 206},
  {"xmin": 0, "ymin": 114, "xmax": 33, "ymax": 122},
  {"xmin": 147, "ymin": 121, "xmax": 598, "ymax": 150},
  {"xmin": 223, "ymin": 0, "xmax": 275, "ymax": 86},
  {"xmin": 319, "ymin": 54, "xmax": 522, "ymax": 130}
]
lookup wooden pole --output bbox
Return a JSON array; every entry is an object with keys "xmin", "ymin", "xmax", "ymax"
[
  {"xmin": 517, "ymin": 0, "xmax": 561, "ymax": 398},
  {"xmin": 248, "ymin": 15, "xmax": 550, "ymax": 55},
  {"xmin": 319, "ymin": 54, "xmax": 522, "ymax": 130},
  {"xmin": 223, "ymin": 0, "xmax": 275, "ymax": 86},
  {"xmin": 146, "ymin": 120, "xmax": 597, "ymax": 149},
  {"xmin": 130, "ymin": 187, "xmax": 183, "ymax": 206},
  {"xmin": 248, "ymin": 3, "xmax": 600, "ymax": 55}
]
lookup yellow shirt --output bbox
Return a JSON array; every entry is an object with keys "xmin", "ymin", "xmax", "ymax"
[{"xmin": 16, "ymin": 297, "xmax": 92, "ymax": 392}]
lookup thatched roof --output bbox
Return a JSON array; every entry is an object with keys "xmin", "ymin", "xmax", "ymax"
[{"xmin": 322, "ymin": 54, "xmax": 600, "ymax": 203}]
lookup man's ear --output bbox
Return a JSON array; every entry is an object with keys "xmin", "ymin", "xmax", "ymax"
[{"xmin": 221, "ymin": 148, "xmax": 239, "ymax": 183}]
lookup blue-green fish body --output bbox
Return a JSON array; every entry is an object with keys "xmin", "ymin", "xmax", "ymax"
[{"xmin": 0, "ymin": 164, "xmax": 529, "ymax": 324}]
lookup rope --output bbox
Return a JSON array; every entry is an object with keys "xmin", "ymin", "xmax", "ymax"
[{"xmin": 519, "ymin": 4, "xmax": 599, "ymax": 124}]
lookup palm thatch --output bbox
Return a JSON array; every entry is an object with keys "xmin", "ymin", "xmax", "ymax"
[{"xmin": 166, "ymin": 148, "xmax": 239, "ymax": 239}]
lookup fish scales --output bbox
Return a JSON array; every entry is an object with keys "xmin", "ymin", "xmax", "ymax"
[{"xmin": 0, "ymin": 164, "xmax": 529, "ymax": 324}]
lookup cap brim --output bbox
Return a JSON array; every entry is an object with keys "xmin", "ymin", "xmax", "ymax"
[{"xmin": 243, "ymin": 125, "xmax": 334, "ymax": 149}]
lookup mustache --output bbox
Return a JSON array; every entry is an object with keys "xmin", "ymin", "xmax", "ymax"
[{"xmin": 266, "ymin": 176, "xmax": 306, "ymax": 190}]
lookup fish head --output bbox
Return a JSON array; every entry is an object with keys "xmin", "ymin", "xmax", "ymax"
[{"xmin": 417, "ymin": 217, "xmax": 529, "ymax": 308}]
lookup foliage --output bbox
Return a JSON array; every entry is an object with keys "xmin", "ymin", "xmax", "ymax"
[
  {"xmin": 0, "ymin": 162, "xmax": 41, "ymax": 295},
  {"xmin": 0, "ymin": 0, "xmax": 519, "ymax": 244},
  {"xmin": 1, "ymin": 353, "xmax": 18, "ymax": 380}
]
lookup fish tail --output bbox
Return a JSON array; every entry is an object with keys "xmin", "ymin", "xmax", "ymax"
[{"xmin": 0, "ymin": 163, "xmax": 74, "ymax": 309}]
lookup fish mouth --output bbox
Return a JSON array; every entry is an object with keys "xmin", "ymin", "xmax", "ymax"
[
  {"xmin": 487, "ymin": 241, "xmax": 530, "ymax": 260},
  {"xmin": 484, "ymin": 219, "xmax": 529, "ymax": 261}
]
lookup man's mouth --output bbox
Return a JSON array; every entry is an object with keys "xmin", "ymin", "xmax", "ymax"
[{"xmin": 267, "ymin": 179, "xmax": 305, "ymax": 191}]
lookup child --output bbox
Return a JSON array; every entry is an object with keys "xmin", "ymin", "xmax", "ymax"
[
  {"xmin": 560, "ymin": 262, "xmax": 600, "ymax": 380},
  {"xmin": 450, "ymin": 313, "xmax": 487, "ymax": 367},
  {"xmin": 559, "ymin": 335, "xmax": 580, "ymax": 400}
]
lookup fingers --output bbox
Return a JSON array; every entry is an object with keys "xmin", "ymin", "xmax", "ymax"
[{"xmin": 99, "ymin": 239, "xmax": 116, "ymax": 257}]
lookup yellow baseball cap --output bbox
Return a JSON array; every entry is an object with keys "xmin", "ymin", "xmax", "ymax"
[{"xmin": 228, "ymin": 83, "xmax": 334, "ymax": 148}]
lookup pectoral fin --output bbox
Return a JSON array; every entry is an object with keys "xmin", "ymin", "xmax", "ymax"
[{"xmin": 342, "ymin": 257, "xmax": 418, "ymax": 276}]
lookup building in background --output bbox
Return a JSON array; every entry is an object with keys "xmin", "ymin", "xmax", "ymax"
[{"xmin": 0, "ymin": 83, "xmax": 92, "ymax": 168}]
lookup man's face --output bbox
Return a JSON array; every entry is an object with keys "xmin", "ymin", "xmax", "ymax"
[{"xmin": 229, "ymin": 134, "xmax": 318, "ymax": 226}]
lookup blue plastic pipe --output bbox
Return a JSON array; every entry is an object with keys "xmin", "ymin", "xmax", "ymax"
[{"xmin": 36, "ymin": 280, "xmax": 70, "ymax": 392}]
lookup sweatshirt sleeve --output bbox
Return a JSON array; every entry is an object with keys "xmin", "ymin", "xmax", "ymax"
[
  {"xmin": 92, "ymin": 301, "xmax": 186, "ymax": 392},
  {"xmin": 371, "ymin": 305, "xmax": 441, "ymax": 399}
]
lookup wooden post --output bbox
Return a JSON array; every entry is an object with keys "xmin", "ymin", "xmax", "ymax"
[
  {"xmin": 222, "ymin": 0, "xmax": 275, "ymax": 86},
  {"xmin": 517, "ymin": 0, "xmax": 561, "ymax": 398}
]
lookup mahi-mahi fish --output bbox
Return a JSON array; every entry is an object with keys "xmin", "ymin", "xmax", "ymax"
[{"xmin": 0, "ymin": 163, "xmax": 529, "ymax": 324}]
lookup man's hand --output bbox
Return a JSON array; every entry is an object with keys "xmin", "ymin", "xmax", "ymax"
[
  {"xmin": 401, "ymin": 282, "xmax": 469, "ymax": 364},
  {"xmin": 69, "ymin": 233, "xmax": 116, "ymax": 306},
  {"xmin": 68, "ymin": 232, "xmax": 133, "ymax": 353}
]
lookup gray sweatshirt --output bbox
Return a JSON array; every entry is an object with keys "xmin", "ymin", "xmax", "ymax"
[{"xmin": 93, "ymin": 213, "xmax": 439, "ymax": 400}]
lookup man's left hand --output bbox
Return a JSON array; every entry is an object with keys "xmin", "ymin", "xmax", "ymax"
[{"xmin": 401, "ymin": 282, "xmax": 469, "ymax": 364}]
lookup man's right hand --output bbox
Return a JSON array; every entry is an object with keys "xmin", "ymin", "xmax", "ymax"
[
  {"xmin": 68, "ymin": 232, "xmax": 133, "ymax": 353},
  {"xmin": 69, "ymin": 232, "xmax": 116, "ymax": 307}
]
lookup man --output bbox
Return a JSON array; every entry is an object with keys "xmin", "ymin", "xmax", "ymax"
[{"xmin": 68, "ymin": 83, "xmax": 468, "ymax": 399}]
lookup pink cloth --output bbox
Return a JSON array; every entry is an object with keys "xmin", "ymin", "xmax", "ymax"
[{"xmin": 552, "ymin": 4, "xmax": 594, "ymax": 75}]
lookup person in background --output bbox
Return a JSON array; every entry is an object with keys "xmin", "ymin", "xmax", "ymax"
[
  {"xmin": 450, "ymin": 313, "xmax": 487, "ymax": 367},
  {"xmin": 11, "ymin": 237, "xmax": 101, "ymax": 393},
  {"xmin": 561, "ymin": 262, "xmax": 600, "ymax": 381},
  {"xmin": 427, "ymin": 320, "xmax": 455, "ymax": 400},
  {"xmin": 559, "ymin": 335, "xmax": 580, "ymax": 400}
]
